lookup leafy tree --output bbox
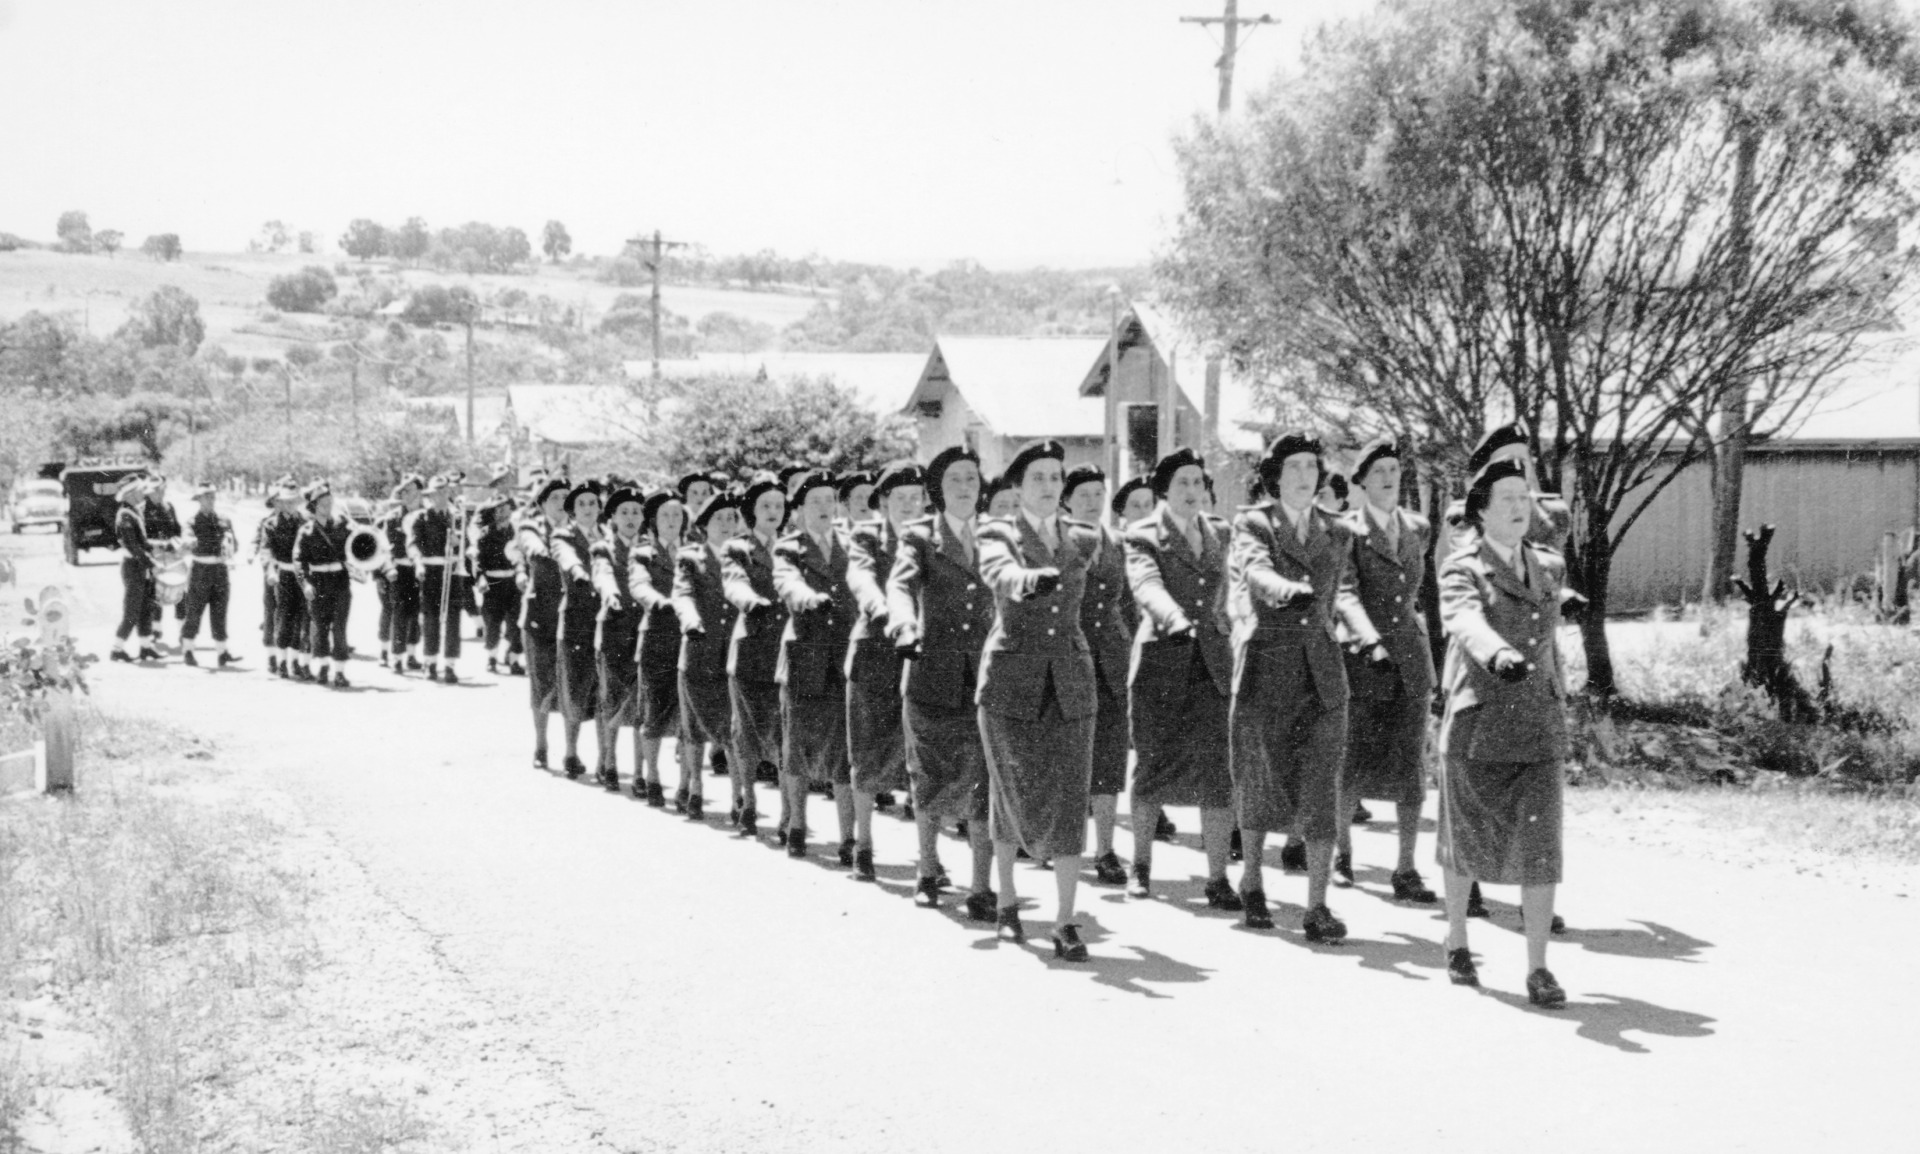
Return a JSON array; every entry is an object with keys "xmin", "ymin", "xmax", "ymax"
[
  {"xmin": 499, "ymin": 226, "xmax": 532, "ymax": 269},
  {"xmin": 56, "ymin": 210, "xmax": 92, "ymax": 253},
  {"xmin": 265, "ymin": 266, "xmax": 339, "ymax": 313},
  {"xmin": 53, "ymin": 391, "xmax": 199, "ymax": 460},
  {"xmin": 117, "ymin": 286, "xmax": 205, "ymax": 357},
  {"xmin": 298, "ymin": 230, "xmax": 316, "ymax": 254},
  {"xmin": 339, "ymin": 218, "xmax": 389, "ymax": 261},
  {"xmin": 695, "ymin": 311, "xmax": 777, "ymax": 353},
  {"xmin": 1158, "ymin": 0, "xmax": 1920, "ymax": 694},
  {"xmin": 94, "ymin": 230, "xmax": 123, "ymax": 258},
  {"xmin": 140, "ymin": 234, "xmax": 182, "ymax": 262},
  {"xmin": 400, "ymin": 284, "xmax": 480, "ymax": 328},
  {"xmin": 654, "ymin": 374, "xmax": 916, "ymax": 479},
  {"xmin": 0, "ymin": 312, "xmax": 87, "ymax": 394},
  {"xmin": 392, "ymin": 216, "xmax": 431, "ymax": 265},
  {"xmin": 260, "ymin": 220, "xmax": 291, "ymax": 252},
  {"xmin": 542, "ymin": 219, "xmax": 572, "ymax": 263},
  {"xmin": 284, "ymin": 343, "xmax": 324, "ymax": 370}
]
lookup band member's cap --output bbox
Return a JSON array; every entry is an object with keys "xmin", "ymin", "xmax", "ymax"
[
  {"xmin": 675, "ymin": 471, "xmax": 711, "ymax": 498},
  {"xmin": 1464, "ymin": 458, "xmax": 1530, "ymax": 524},
  {"xmin": 488, "ymin": 463, "xmax": 515, "ymax": 488},
  {"xmin": 190, "ymin": 482, "xmax": 217, "ymax": 500},
  {"xmin": 423, "ymin": 474, "xmax": 451, "ymax": 494},
  {"xmin": 1110, "ymin": 475, "xmax": 1153, "ymax": 519},
  {"xmin": 1061, "ymin": 463, "xmax": 1106, "ymax": 505},
  {"xmin": 1351, "ymin": 436, "xmax": 1402, "ymax": 483},
  {"xmin": 562, "ymin": 482, "xmax": 601, "ymax": 514},
  {"xmin": 1466, "ymin": 422, "xmax": 1529, "ymax": 476},
  {"xmin": 116, "ymin": 475, "xmax": 149, "ymax": 501},
  {"xmin": 391, "ymin": 473, "xmax": 426, "ymax": 499},
  {"xmin": 1256, "ymin": 430, "xmax": 1324, "ymax": 493},
  {"xmin": 305, "ymin": 482, "xmax": 333, "ymax": 511},
  {"xmin": 1150, "ymin": 447, "xmax": 1207, "ymax": 496},
  {"xmin": 1003, "ymin": 440, "xmax": 1066, "ymax": 487}
]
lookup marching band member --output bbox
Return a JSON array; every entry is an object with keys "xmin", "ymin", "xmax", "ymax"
[
  {"xmin": 552, "ymin": 482, "xmax": 606, "ymax": 779},
  {"xmin": 377, "ymin": 475, "xmax": 426, "ymax": 672},
  {"xmin": 673, "ymin": 492, "xmax": 745, "ymax": 822},
  {"xmin": 1435, "ymin": 458, "xmax": 1573, "ymax": 1007},
  {"xmin": 772, "ymin": 470, "xmax": 858, "ymax": 864},
  {"xmin": 472, "ymin": 496, "xmax": 525, "ymax": 675},
  {"xmin": 408, "ymin": 476, "xmax": 470, "ymax": 684},
  {"xmin": 262, "ymin": 481, "xmax": 313, "ymax": 680},
  {"xmin": 629, "ymin": 490, "xmax": 688, "ymax": 806},
  {"xmin": 1059, "ymin": 464, "xmax": 1134, "ymax": 888},
  {"xmin": 886, "ymin": 447, "xmax": 996, "ymax": 917},
  {"xmin": 293, "ymin": 483, "xmax": 353, "ymax": 689},
  {"xmin": 1122, "ymin": 448, "xmax": 1238, "ymax": 905},
  {"xmin": 722, "ymin": 478, "xmax": 793, "ymax": 844},
  {"xmin": 843, "ymin": 461, "xmax": 924, "ymax": 880},
  {"xmin": 592, "ymin": 488, "xmax": 647, "ymax": 792},
  {"xmin": 110, "ymin": 475, "xmax": 160, "ymax": 663},
  {"xmin": 518, "ymin": 477, "xmax": 570, "ymax": 771},
  {"xmin": 142, "ymin": 474, "xmax": 185, "ymax": 649},
  {"xmin": 974, "ymin": 440, "xmax": 1101, "ymax": 960},
  {"xmin": 177, "ymin": 482, "xmax": 238, "ymax": 668},
  {"xmin": 1338, "ymin": 438, "xmax": 1439, "ymax": 903},
  {"xmin": 1228, "ymin": 431, "xmax": 1387, "ymax": 942}
]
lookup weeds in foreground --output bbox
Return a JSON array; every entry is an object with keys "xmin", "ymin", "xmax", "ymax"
[
  {"xmin": 300, "ymin": 1086, "xmax": 431, "ymax": 1154},
  {"xmin": 0, "ymin": 1042, "xmax": 26, "ymax": 1154}
]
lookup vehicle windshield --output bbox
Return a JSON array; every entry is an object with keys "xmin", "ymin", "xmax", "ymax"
[{"xmin": 18, "ymin": 481, "xmax": 62, "ymax": 498}]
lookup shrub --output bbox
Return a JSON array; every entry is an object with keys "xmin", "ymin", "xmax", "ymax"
[{"xmin": 264, "ymin": 266, "xmax": 338, "ymax": 314}]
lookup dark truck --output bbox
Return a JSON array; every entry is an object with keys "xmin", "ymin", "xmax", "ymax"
[{"xmin": 59, "ymin": 458, "xmax": 150, "ymax": 565}]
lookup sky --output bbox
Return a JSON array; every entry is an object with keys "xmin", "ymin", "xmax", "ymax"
[{"xmin": 0, "ymin": 0, "xmax": 1376, "ymax": 269}]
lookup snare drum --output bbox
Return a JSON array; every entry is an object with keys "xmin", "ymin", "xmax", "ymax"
[{"xmin": 153, "ymin": 559, "xmax": 190, "ymax": 606}]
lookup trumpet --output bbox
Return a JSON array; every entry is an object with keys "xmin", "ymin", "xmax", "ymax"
[{"xmin": 346, "ymin": 524, "xmax": 390, "ymax": 581}]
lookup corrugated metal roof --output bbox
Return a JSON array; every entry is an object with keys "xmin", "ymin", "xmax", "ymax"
[
  {"xmin": 906, "ymin": 336, "xmax": 1108, "ymax": 438},
  {"xmin": 627, "ymin": 352, "xmax": 925, "ymax": 414}
]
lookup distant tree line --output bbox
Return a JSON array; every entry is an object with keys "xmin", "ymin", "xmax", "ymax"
[{"xmin": 338, "ymin": 216, "xmax": 534, "ymax": 273}]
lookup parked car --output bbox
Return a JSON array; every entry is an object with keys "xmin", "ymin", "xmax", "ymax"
[{"xmin": 7, "ymin": 477, "xmax": 68, "ymax": 534}]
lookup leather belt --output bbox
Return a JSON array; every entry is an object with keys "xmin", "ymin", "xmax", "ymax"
[
  {"xmin": 393, "ymin": 559, "xmax": 415, "ymax": 568},
  {"xmin": 274, "ymin": 561, "xmax": 298, "ymax": 571},
  {"xmin": 418, "ymin": 557, "xmax": 448, "ymax": 566},
  {"xmin": 308, "ymin": 563, "xmax": 344, "ymax": 573},
  {"xmin": 190, "ymin": 556, "xmax": 225, "ymax": 565},
  {"xmin": 484, "ymin": 568, "xmax": 515, "ymax": 578}
]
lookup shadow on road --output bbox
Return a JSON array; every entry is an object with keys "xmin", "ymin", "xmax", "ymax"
[
  {"xmin": 1565, "ymin": 920, "xmax": 1713, "ymax": 963},
  {"xmin": 1479, "ymin": 988, "xmax": 1717, "ymax": 1053}
]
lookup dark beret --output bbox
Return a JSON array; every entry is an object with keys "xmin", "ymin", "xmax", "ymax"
[
  {"xmin": 641, "ymin": 489, "xmax": 681, "ymax": 533},
  {"xmin": 562, "ymin": 482, "xmax": 601, "ymax": 514},
  {"xmin": 925, "ymin": 445, "xmax": 981, "ymax": 513},
  {"xmin": 740, "ymin": 478, "xmax": 787, "ymax": 528},
  {"xmin": 791, "ymin": 470, "xmax": 838, "ymax": 505},
  {"xmin": 1464, "ymin": 458, "xmax": 1530, "ymax": 524},
  {"xmin": 836, "ymin": 472, "xmax": 874, "ymax": 502},
  {"xmin": 1256, "ymin": 430, "xmax": 1325, "ymax": 492},
  {"xmin": 871, "ymin": 461, "xmax": 925, "ymax": 509},
  {"xmin": 602, "ymin": 487, "xmax": 644, "ymax": 521},
  {"xmin": 694, "ymin": 490, "xmax": 742, "ymax": 529},
  {"xmin": 1467, "ymin": 422, "xmax": 1529, "ymax": 475},
  {"xmin": 1110, "ymin": 475, "xmax": 1153, "ymax": 518},
  {"xmin": 1150, "ymin": 447, "xmax": 1208, "ymax": 496},
  {"xmin": 532, "ymin": 477, "xmax": 569, "ymax": 508},
  {"xmin": 1060, "ymin": 463, "xmax": 1106, "ymax": 504},
  {"xmin": 676, "ymin": 471, "xmax": 712, "ymax": 497},
  {"xmin": 1351, "ymin": 436, "xmax": 1401, "ymax": 483},
  {"xmin": 1003, "ymin": 440, "xmax": 1066, "ymax": 487}
]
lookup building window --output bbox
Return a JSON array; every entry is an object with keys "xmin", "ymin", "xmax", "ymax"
[{"xmin": 917, "ymin": 401, "xmax": 943, "ymax": 419}]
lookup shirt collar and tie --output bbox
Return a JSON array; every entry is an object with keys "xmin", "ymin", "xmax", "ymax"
[
  {"xmin": 1278, "ymin": 500, "xmax": 1312, "ymax": 545},
  {"xmin": 1366, "ymin": 499, "xmax": 1399, "ymax": 551},
  {"xmin": 1021, "ymin": 507, "xmax": 1058, "ymax": 551}
]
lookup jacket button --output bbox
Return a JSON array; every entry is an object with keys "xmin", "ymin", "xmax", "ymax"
[
  {"xmin": 1531, "ymin": 612, "xmax": 1540, "ymax": 620},
  {"xmin": 1391, "ymin": 616, "xmax": 1400, "ymax": 624},
  {"xmin": 1047, "ymin": 628, "xmax": 1057, "ymax": 636},
  {"xmin": 1050, "ymin": 606, "xmax": 1059, "ymax": 613},
  {"xmin": 1299, "ymin": 618, "xmax": 1310, "ymax": 626},
  {"xmin": 962, "ymin": 624, "xmax": 971, "ymax": 632},
  {"xmin": 1394, "ymin": 595, "xmax": 1403, "ymax": 603}
]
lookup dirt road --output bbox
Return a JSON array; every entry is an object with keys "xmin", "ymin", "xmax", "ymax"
[{"xmin": 23, "ymin": 511, "xmax": 1920, "ymax": 1153}]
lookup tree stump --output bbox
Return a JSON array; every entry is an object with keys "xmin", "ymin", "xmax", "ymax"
[{"xmin": 1733, "ymin": 525, "xmax": 1816, "ymax": 723}]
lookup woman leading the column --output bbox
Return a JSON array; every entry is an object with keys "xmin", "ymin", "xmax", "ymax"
[
  {"xmin": 518, "ymin": 477, "xmax": 570, "ymax": 771},
  {"xmin": 975, "ymin": 440, "xmax": 1101, "ymax": 961},
  {"xmin": 551, "ymin": 482, "xmax": 605, "ymax": 779},
  {"xmin": 1435, "ymin": 458, "xmax": 1573, "ymax": 1008},
  {"xmin": 629, "ymin": 489, "xmax": 687, "ymax": 807},
  {"xmin": 592, "ymin": 487, "xmax": 647, "ymax": 793}
]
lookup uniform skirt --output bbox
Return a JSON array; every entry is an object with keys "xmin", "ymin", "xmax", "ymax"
[
  {"xmin": 557, "ymin": 627, "xmax": 599, "ymax": 724},
  {"xmin": 525, "ymin": 620, "xmax": 559, "ymax": 714},
  {"xmin": 679, "ymin": 672, "xmax": 731, "ymax": 748},
  {"xmin": 1436, "ymin": 753, "xmax": 1563, "ymax": 886},
  {"xmin": 637, "ymin": 629, "xmax": 681, "ymax": 740},
  {"xmin": 903, "ymin": 697, "xmax": 987, "ymax": 820},
  {"xmin": 847, "ymin": 675, "xmax": 907, "ymax": 794},
  {"xmin": 1088, "ymin": 673, "xmax": 1131, "ymax": 797},
  {"xmin": 730, "ymin": 678, "xmax": 782, "ymax": 771},
  {"xmin": 1343, "ymin": 691, "xmax": 1430, "ymax": 809},
  {"xmin": 1229, "ymin": 646, "xmax": 1348, "ymax": 841},
  {"xmin": 1129, "ymin": 643, "xmax": 1233, "ymax": 809},
  {"xmin": 597, "ymin": 629, "xmax": 641, "ymax": 730},
  {"xmin": 980, "ymin": 681, "xmax": 1095, "ymax": 859},
  {"xmin": 782, "ymin": 674, "xmax": 850, "ymax": 785}
]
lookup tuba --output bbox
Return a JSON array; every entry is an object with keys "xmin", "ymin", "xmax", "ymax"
[{"xmin": 345, "ymin": 524, "xmax": 389, "ymax": 581}]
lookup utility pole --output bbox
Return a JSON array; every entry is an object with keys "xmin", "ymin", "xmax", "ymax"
[
  {"xmin": 1181, "ymin": 1, "xmax": 1274, "ymax": 456},
  {"xmin": 464, "ymin": 317, "xmax": 476, "ymax": 448},
  {"xmin": 627, "ymin": 230, "xmax": 688, "ymax": 379}
]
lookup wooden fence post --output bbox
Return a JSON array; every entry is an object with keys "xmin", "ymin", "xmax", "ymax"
[{"xmin": 36, "ymin": 585, "xmax": 75, "ymax": 792}]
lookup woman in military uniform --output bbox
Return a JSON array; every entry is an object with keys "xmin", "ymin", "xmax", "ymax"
[
  {"xmin": 1435, "ymin": 459, "xmax": 1573, "ymax": 1008},
  {"xmin": 843, "ymin": 461, "xmax": 924, "ymax": 880},
  {"xmin": 722, "ymin": 479, "xmax": 791, "ymax": 839},
  {"xmin": 551, "ymin": 482, "xmax": 605, "ymax": 779},
  {"xmin": 592, "ymin": 488, "xmax": 647, "ymax": 792},
  {"xmin": 628, "ymin": 490, "xmax": 687, "ymax": 807},
  {"xmin": 673, "ymin": 492, "xmax": 745, "ymax": 821},
  {"xmin": 1059, "ymin": 464, "xmax": 1134, "ymax": 887},
  {"xmin": 517, "ymin": 477, "xmax": 570, "ymax": 772},
  {"xmin": 772, "ymin": 471, "xmax": 858, "ymax": 862}
]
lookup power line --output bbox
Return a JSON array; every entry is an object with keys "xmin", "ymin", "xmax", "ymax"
[
  {"xmin": 1180, "ymin": 0, "xmax": 1276, "ymax": 117},
  {"xmin": 625, "ymin": 230, "xmax": 689, "ymax": 380}
]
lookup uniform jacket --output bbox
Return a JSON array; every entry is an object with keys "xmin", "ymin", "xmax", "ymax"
[
  {"xmin": 1078, "ymin": 523, "xmax": 1135, "ymax": 701},
  {"xmin": 1436, "ymin": 537, "xmax": 1569, "ymax": 762},
  {"xmin": 975, "ymin": 513, "xmax": 1100, "ymax": 722},
  {"xmin": 471, "ymin": 521, "xmax": 517, "ymax": 579},
  {"xmin": 293, "ymin": 516, "xmax": 351, "ymax": 582},
  {"xmin": 1342, "ymin": 504, "xmax": 1436, "ymax": 701},
  {"xmin": 116, "ymin": 505, "xmax": 152, "ymax": 568},
  {"xmin": 516, "ymin": 517, "xmax": 564, "ymax": 632},
  {"xmin": 631, "ymin": 538, "xmax": 681, "ymax": 658},
  {"xmin": 772, "ymin": 527, "xmax": 856, "ymax": 697},
  {"xmin": 721, "ymin": 534, "xmax": 790, "ymax": 683},
  {"xmin": 186, "ymin": 510, "xmax": 234, "ymax": 560},
  {"xmin": 143, "ymin": 499, "xmax": 182, "ymax": 542},
  {"xmin": 378, "ymin": 506, "xmax": 414, "ymax": 577},
  {"xmin": 844, "ymin": 519, "xmax": 902, "ymax": 687},
  {"xmin": 885, "ymin": 514, "xmax": 994, "ymax": 710},
  {"xmin": 671, "ymin": 543, "xmax": 738, "ymax": 679},
  {"xmin": 405, "ymin": 508, "xmax": 466, "ymax": 574},
  {"xmin": 1124, "ymin": 503, "xmax": 1233, "ymax": 696},
  {"xmin": 261, "ymin": 509, "xmax": 306, "ymax": 567},
  {"xmin": 1228, "ymin": 502, "xmax": 1380, "ymax": 709},
  {"xmin": 552, "ymin": 524, "xmax": 603, "ymax": 641},
  {"xmin": 592, "ymin": 533, "xmax": 644, "ymax": 656}
]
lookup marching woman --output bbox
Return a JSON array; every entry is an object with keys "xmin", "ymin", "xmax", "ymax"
[
  {"xmin": 1122, "ymin": 447, "xmax": 1238, "ymax": 905},
  {"xmin": 721, "ymin": 479, "xmax": 792, "ymax": 842},
  {"xmin": 1227, "ymin": 432, "xmax": 1388, "ymax": 943},
  {"xmin": 1338, "ymin": 437, "xmax": 1439, "ymax": 903},
  {"xmin": 1112, "ymin": 475, "xmax": 1157, "ymax": 529},
  {"xmin": 293, "ymin": 484, "xmax": 354, "ymax": 689},
  {"xmin": 983, "ymin": 474, "xmax": 1020, "ymax": 520},
  {"xmin": 551, "ymin": 482, "xmax": 606, "ymax": 779},
  {"xmin": 1435, "ymin": 458, "xmax": 1573, "ymax": 1007},
  {"xmin": 628, "ymin": 490, "xmax": 687, "ymax": 807},
  {"xmin": 772, "ymin": 471, "xmax": 859, "ymax": 863},
  {"xmin": 885, "ymin": 447, "xmax": 996, "ymax": 918},
  {"xmin": 472, "ymin": 496, "xmax": 525, "ymax": 676},
  {"xmin": 591, "ymin": 488, "xmax": 647, "ymax": 793},
  {"xmin": 844, "ymin": 461, "xmax": 924, "ymax": 880},
  {"xmin": 974, "ymin": 440, "xmax": 1102, "ymax": 960},
  {"xmin": 517, "ymin": 477, "xmax": 570, "ymax": 772},
  {"xmin": 1059, "ymin": 464, "xmax": 1134, "ymax": 887},
  {"xmin": 672, "ymin": 492, "xmax": 745, "ymax": 821}
]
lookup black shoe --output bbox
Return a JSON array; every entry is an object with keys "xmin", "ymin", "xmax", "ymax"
[
  {"xmin": 914, "ymin": 876, "xmax": 940, "ymax": 909},
  {"xmin": 1154, "ymin": 812, "xmax": 1176, "ymax": 842},
  {"xmin": 1229, "ymin": 827, "xmax": 1243, "ymax": 862},
  {"xmin": 487, "ymin": 658, "xmax": 498, "ymax": 674},
  {"xmin": 687, "ymin": 794, "xmax": 704, "ymax": 821},
  {"xmin": 853, "ymin": 847, "xmax": 876, "ymax": 881},
  {"xmin": 441, "ymin": 667, "xmax": 458, "ymax": 685},
  {"xmin": 901, "ymin": 799, "xmax": 915, "ymax": 821},
  {"xmin": 1302, "ymin": 903, "xmax": 1347, "ymax": 943},
  {"xmin": 1241, "ymin": 888, "xmax": 1273, "ymax": 930},
  {"xmin": 1352, "ymin": 803, "xmax": 1373, "ymax": 824},
  {"xmin": 277, "ymin": 663, "xmax": 292, "ymax": 681},
  {"xmin": 1127, "ymin": 862, "xmax": 1151, "ymax": 899},
  {"xmin": 1204, "ymin": 877, "xmax": 1243, "ymax": 911},
  {"xmin": 996, "ymin": 906, "xmax": 1026, "ymax": 944},
  {"xmin": 1390, "ymin": 868, "xmax": 1438, "ymax": 904},
  {"xmin": 1333, "ymin": 851, "xmax": 1355, "ymax": 888},
  {"xmin": 562, "ymin": 756, "xmax": 586, "ymax": 780},
  {"xmin": 709, "ymin": 748, "xmax": 729, "ymax": 776},
  {"xmin": 509, "ymin": 662, "xmax": 526, "ymax": 676},
  {"xmin": 837, "ymin": 838, "xmax": 856, "ymax": 867},
  {"xmin": 672, "ymin": 788, "xmax": 688, "ymax": 814},
  {"xmin": 1278, "ymin": 840, "xmax": 1307, "ymax": 872},
  {"xmin": 1466, "ymin": 882, "xmax": 1491, "ymax": 919},
  {"xmin": 963, "ymin": 888, "xmax": 996, "ymax": 921},
  {"xmin": 138, "ymin": 646, "xmax": 163, "ymax": 662},
  {"xmin": 1526, "ymin": 967, "xmax": 1567, "ymax": 1009},
  {"xmin": 738, "ymin": 807, "xmax": 756, "ymax": 837},
  {"xmin": 1518, "ymin": 911, "xmax": 1569, "ymax": 935},
  {"xmin": 642, "ymin": 780, "xmax": 664, "ymax": 807},
  {"xmin": 265, "ymin": 654, "xmax": 278, "ymax": 673},
  {"xmin": 934, "ymin": 866, "xmax": 952, "ymax": 890},
  {"xmin": 1093, "ymin": 851, "xmax": 1127, "ymax": 886},
  {"xmin": 598, "ymin": 767, "xmax": 621, "ymax": 792},
  {"xmin": 533, "ymin": 749, "xmax": 549, "ymax": 772},
  {"xmin": 875, "ymin": 791, "xmax": 895, "ymax": 810},
  {"xmin": 405, "ymin": 656, "xmax": 423, "ymax": 672},
  {"xmin": 333, "ymin": 671, "xmax": 350, "ymax": 689},
  {"xmin": 182, "ymin": 649, "xmax": 198, "ymax": 667},
  {"xmin": 294, "ymin": 663, "xmax": 313, "ymax": 682},
  {"xmin": 217, "ymin": 652, "xmax": 238, "ymax": 668},
  {"xmin": 1051, "ymin": 924, "xmax": 1088, "ymax": 962},
  {"xmin": 786, "ymin": 829, "xmax": 806, "ymax": 859},
  {"xmin": 110, "ymin": 650, "xmax": 133, "ymax": 664},
  {"xmin": 1447, "ymin": 947, "xmax": 1480, "ymax": 987}
]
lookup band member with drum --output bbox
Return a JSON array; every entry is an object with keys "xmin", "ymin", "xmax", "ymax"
[
  {"xmin": 722, "ymin": 478, "xmax": 791, "ymax": 841},
  {"xmin": 673, "ymin": 492, "xmax": 745, "ymax": 822},
  {"xmin": 844, "ymin": 461, "xmax": 924, "ymax": 880},
  {"xmin": 472, "ymin": 496, "xmax": 524, "ymax": 675},
  {"xmin": 178, "ymin": 482, "xmax": 238, "ymax": 668},
  {"xmin": 552, "ymin": 482, "xmax": 606, "ymax": 779},
  {"xmin": 772, "ymin": 470, "xmax": 858, "ymax": 864},
  {"xmin": 517, "ymin": 477, "xmax": 570, "ymax": 771},
  {"xmin": 407, "ymin": 476, "xmax": 469, "ymax": 684},
  {"xmin": 142, "ymin": 474, "xmax": 185, "ymax": 648},
  {"xmin": 1122, "ymin": 448, "xmax": 1238, "ymax": 905},
  {"xmin": 974, "ymin": 440, "xmax": 1102, "ymax": 960},
  {"xmin": 592, "ymin": 488, "xmax": 646, "ymax": 792},
  {"xmin": 1060, "ymin": 463, "xmax": 1133, "ymax": 888},
  {"xmin": 294, "ymin": 484, "xmax": 354, "ymax": 689},
  {"xmin": 887, "ymin": 447, "xmax": 996, "ymax": 917},
  {"xmin": 110, "ymin": 475, "xmax": 161, "ymax": 664},
  {"xmin": 377, "ymin": 475, "xmax": 426, "ymax": 672},
  {"xmin": 629, "ymin": 489, "xmax": 687, "ymax": 806},
  {"xmin": 261, "ymin": 482, "xmax": 313, "ymax": 680}
]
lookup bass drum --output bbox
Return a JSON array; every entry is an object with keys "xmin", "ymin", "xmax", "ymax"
[{"xmin": 153, "ymin": 558, "xmax": 190, "ymax": 606}]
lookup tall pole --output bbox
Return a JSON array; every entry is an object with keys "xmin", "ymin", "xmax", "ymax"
[
  {"xmin": 1106, "ymin": 286, "xmax": 1121, "ymax": 481},
  {"xmin": 283, "ymin": 365, "xmax": 294, "ymax": 464},
  {"xmin": 464, "ymin": 318, "xmax": 475, "ymax": 449},
  {"xmin": 628, "ymin": 229, "xmax": 688, "ymax": 380}
]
